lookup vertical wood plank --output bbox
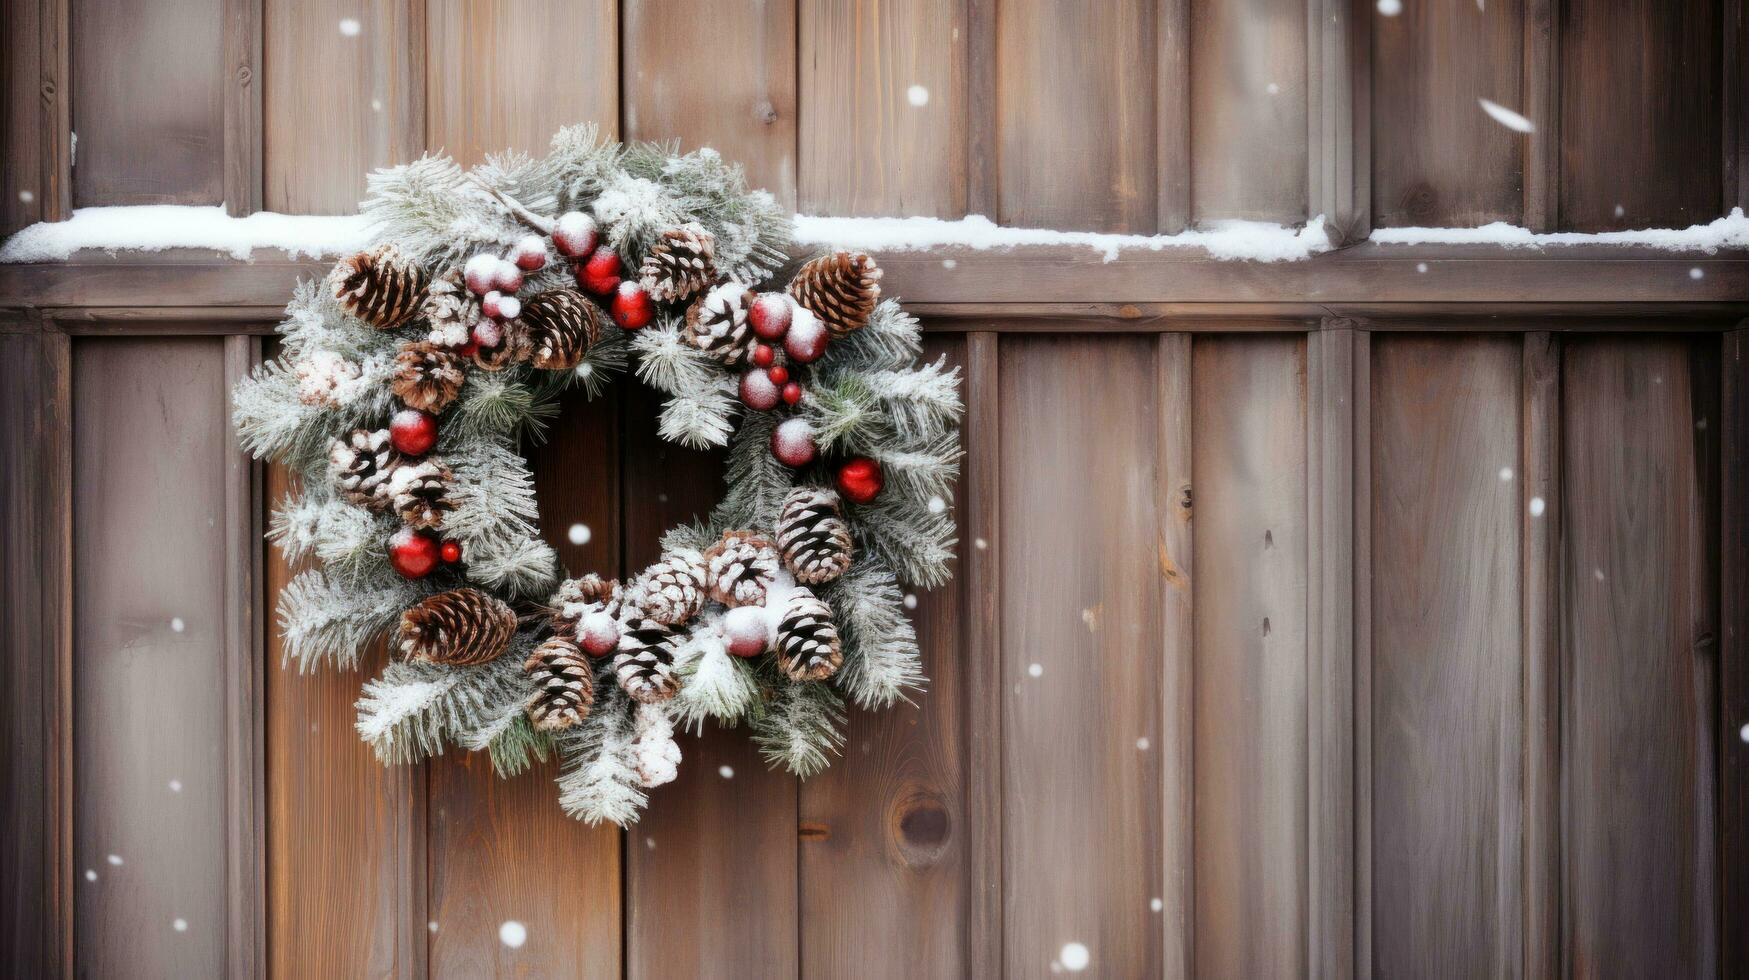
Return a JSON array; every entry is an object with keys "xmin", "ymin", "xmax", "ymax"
[
  {"xmin": 221, "ymin": 336, "xmax": 264, "ymax": 978},
  {"xmin": 1, "ymin": 0, "xmax": 45, "ymax": 233},
  {"xmin": 73, "ymin": 338, "xmax": 229, "ymax": 976},
  {"xmin": 996, "ymin": 0, "xmax": 1155, "ymax": 232},
  {"xmin": 1155, "ymin": 334, "xmax": 1194, "ymax": 977},
  {"xmin": 964, "ymin": 0, "xmax": 998, "ymax": 219},
  {"xmin": 1369, "ymin": 334, "xmax": 1522, "ymax": 978},
  {"xmin": 223, "ymin": 0, "xmax": 263, "ymax": 214},
  {"xmin": 264, "ymin": 0, "xmax": 424, "ymax": 213},
  {"xmin": 425, "ymin": 388, "xmax": 623, "ymax": 979},
  {"xmin": 1191, "ymin": 334, "xmax": 1307, "ymax": 979},
  {"xmin": 1559, "ymin": 0, "xmax": 1722, "ymax": 230},
  {"xmin": 623, "ymin": 0, "xmax": 796, "ymax": 209},
  {"xmin": 1370, "ymin": 0, "xmax": 1525, "ymax": 227},
  {"xmin": 1522, "ymin": 0, "xmax": 1559, "ymax": 231},
  {"xmin": 1190, "ymin": 0, "xmax": 1309, "ymax": 223},
  {"xmin": 1308, "ymin": 0, "xmax": 1368, "ymax": 243},
  {"xmin": 1520, "ymin": 332, "xmax": 1560, "ymax": 979},
  {"xmin": 1350, "ymin": 328, "xmax": 1373, "ymax": 980},
  {"xmin": 1722, "ymin": 326, "xmax": 1749, "ymax": 980},
  {"xmin": 426, "ymin": 0, "xmax": 619, "ymax": 168},
  {"xmin": 798, "ymin": 0, "xmax": 966, "ymax": 218},
  {"xmin": 1156, "ymin": 0, "xmax": 1190, "ymax": 232},
  {"xmin": 71, "ymin": 0, "xmax": 224, "ymax": 205},
  {"xmin": 962, "ymin": 331, "xmax": 1002, "ymax": 978},
  {"xmin": 44, "ymin": 0, "xmax": 72, "ymax": 221},
  {"xmin": 1000, "ymin": 335, "xmax": 1166, "ymax": 976},
  {"xmin": 1732, "ymin": 0, "xmax": 1748, "ymax": 211},
  {"xmin": 1562, "ymin": 337, "xmax": 1718, "ymax": 976}
]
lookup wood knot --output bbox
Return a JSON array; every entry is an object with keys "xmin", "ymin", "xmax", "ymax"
[
  {"xmin": 1399, "ymin": 182, "xmax": 1439, "ymax": 223},
  {"xmin": 754, "ymin": 101, "xmax": 779, "ymax": 125},
  {"xmin": 890, "ymin": 789, "xmax": 951, "ymax": 867},
  {"xmin": 798, "ymin": 821, "xmax": 830, "ymax": 842},
  {"xmin": 237, "ymin": 65, "xmax": 254, "ymax": 85}
]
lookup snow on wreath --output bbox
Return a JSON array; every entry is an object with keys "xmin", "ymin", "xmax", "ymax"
[{"xmin": 233, "ymin": 125, "xmax": 961, "ymax": 825}]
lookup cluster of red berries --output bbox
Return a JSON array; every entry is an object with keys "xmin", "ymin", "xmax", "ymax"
[
  {"xmin": 386, "ymin": 407, "xmax": 464, "ymax": 578},
  {"xmin": 550, "ymin": 212, "xmax": 655, "ymax": 331}
]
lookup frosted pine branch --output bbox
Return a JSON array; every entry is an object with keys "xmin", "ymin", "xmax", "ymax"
[
  {"xmin": 824, "ymin": 561, "xmax": 926, "ymax": 709},
  {"xmin": 673, "ymin": 629, "xmax": 761, "ymax": 727},
  {"xmin": 555, "ymin": 691, "xmax": 648, "ymax": 826},
  {"xmin": 751, "ymin": 682, "xmax": 845, "ymax": 777},
  {"xmin": 356, "ymin": 651, "xmax": 535, "ymax": 764},
  {"xmin": 278, "ymin": 569, "xmax": 421, "ymax": 671}
]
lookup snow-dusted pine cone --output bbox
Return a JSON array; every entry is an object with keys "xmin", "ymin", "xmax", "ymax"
[
  {"xmin": 776, "ymin": 486, "xmax": 853, "ymax": 585},
  {"xmin": 294, "ymin": 350, "xmax": 363, "ymax": 407},
  {"xmin": 387, "ymin": 457, "xmax": 455, "ymax": 528},
  {"xmin": 397, "ymin": 587, "xmax": 517, "ymax": 666},
  {"xmin": 470, "ymin": 317, "xmax": 530, "ymax": 372},
  {"xmin": 524, "ymin": 635, "xmax": 594, "ymax": 731},
  {"xmin": 419, "ymin": 271, "xmax": 481, "ymax": 348},
  {"xmin": 327, "ymin": 428, "xmax": 397, "ymax": 510},
  {"xmin": 391, "ymin": 341, "xmax": 466, "ymax": 413},
  {"xmin": 639, "ymin": 224, "xmax": 716, "ymax": 303},
  {"xmin": 331, "ymin": 243, "xmax": 428, "ymax": 330},
  {"xmin": 788, "ymin": 250, "xmax": 882, "ymax": 337},
  {"xmin": 550, "ymin": 573, "xmax": 622, "ymax": 637},
  {"xmin": 682, "ymin": 281, "xmax": 754, "ymax": 364},
  {"xmin": 626, "ymin": 548, "xmax": 707, "ymax": 625},
  {"xmin": 775, "ymin": 588, "xmax": 842, "ymax": 682},
  {"xmin": 521, "ymin": 287, "xmax": 602, "ymax": 370},
  {"xmin": 703, "ymin": 531, "xmax": 783, "ymax": 608},
  {"xmin": 613, "ymin": 618, "xmax": 682, "ymax": 703}
]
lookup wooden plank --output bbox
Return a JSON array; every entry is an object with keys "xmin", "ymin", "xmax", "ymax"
[
  {"xmin": 995, "ymin": 0, "xmax": 1155, "ymax": 232},
  {"xmin": 1155, "ymin": 333, "xmax": 1194, "ymax": 976},
  {"xmin": 1308, "ymin": 0, "xmax": 1368, "ymax": 243},
  {"xmin": 1, "ymin": 0, "xmax": 45, "ymax": 234},
  {"xmin": 71, "ymin": 0, "xmax": 224, "ymax": 205},
  {"xmin": 1723, "ymin": 326, "xmax": 1748, "ymax": 980},
  {"xmin": 1189, "ymin": 0, "xmax": 1308, "ymax": 223},
  {"xmin": 1350, "ymin": 327, "xmax": 1373, "ymax": 980},
  {"xmin": 1369, "ymin": 334, "xmax": 1522, "ymax": 977},
  {"xmin": 798, "ymin": 0, "xmax": 965, "ymax": 217},
  {"xmin": 1190, "ymin": 333, "xmax": 1307, "ymax": 979},
  {"xmin": 0, "ymin": 328, "xmax": 71, "ymax": 978},
  {"xmin": 43, "ymin": 0, "xmax": 72, "ymax": 221},
  {"xmin": 798, "ymin": 335, "xmax": 969, "ymax": 978},
  {"xmin": 1522, "ymin": 0, "xmax": 1559, "ymax": 231},
  {"xmin": 1371, "ymin": 0, "xmax": 1525, "ymax": 227},
  {"xmin": 426, "ymin": 385, "xmax": 623, "ymax": 979},
  {"xmin": 221, "ymin": 336, "xmax": 263, "ymax": 978},
  {"xmin": 964, "ymin": 0, "xmax": 997, "ymax": 218},
  {"xmin": 1157, "ymin": 0, "xmax": 1190, "ymax": 232},
  {"xmin": 1559, "ymin": 0, "xmax": 1722, "ymax": 230},
  {"xmin": 1561, "ymin": 337, "xmax": 1719, "ymax": 976},
  {"xmin": 223, "ymin": 0, "xmax": 263, "ymax": 214},
  {"xmin": 1734, "ymin": 0, "xmax": 1749, "ymax": 211},
  {"xmin": 615, "ymin": 382, "xmax": 798, "ymax": 980},
  {"xmin": 961, "ymin": 331, "xmax": 1002, "ymax": 978},
  {"xmin": 1520, "ymin": 331, "xmax": 1560, "ymax": 979},
  {"xmin": 426, "ymin": 0, "xmax": 619, "ymax": 168},
  {"xmin": 265, "ymin": 463, "xmax": 426, "ymax": 979},
  {"xmin": 624, "ymin": 0, "xmax": 795, "ymax": 209},
  {"xmin": 264, "ymin": 0, "xmax": 424, "ymax": 213},
  {"xmin": 72, "ymin": 339, "xmax": 229, "ymax": 975}
]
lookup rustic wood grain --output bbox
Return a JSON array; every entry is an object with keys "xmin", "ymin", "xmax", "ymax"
[
  {"xmin": 222, "ymin": 0, "xmax": 263, "ymax": 214},
  {"xmin": 72, "ymin": 339, "xmax": 230, "ymax": 975},
  {"xmin": 426, "ymin": 0, "xmax": 618, "ymax": 168},
  {"xmin": 964, "ymin": 0, "xmax": 997, "ymax": 219},
  {"xmin": 221, "ymin": 336, "xmax": 264, "ymax": 978},
  {"xmin": 961, "ymin": 330, "xmax": 1002, "ymax": 978},
  {"xmin": 1189, "ymin": 0, "xmax": 1308, "ymax": 223},
  {"xmin": 1370, "ymin": 334, "xmax": 1523, "ymax": 977},
  {"xmin": 71, "ymin": 0, "xmax": 224, "ymax": 205},
  {"xmin": 1519, "ymin": 331, "xmax": 1560, "ymax": 979},
  {"xmin": 1350, "ymin": 327, "xmax": 1373, "ymax": 980},
  {"xmin": 1371, "ymin": 0, "xmax": 1525, "ymax": 226},
  {"xmin": 1000, "ymin": 335, "xmax": 1166, "ymax": 977},
  {"xmin": 996, "ymin": 0, "xmax": 1155, "ymax": 232},
  {"xmin": 1559, "ymin": 0, "xmax": 1723, "ymax": 230},
  {"xmin": 1561, "ymin": 336, "xmax": 1719, "ymax": 975},
  {"xmin": 798, "ymin": 0, "xmax": 965, "ymax": 217},
  {"xmin": 1190, "ymin": 334, "xmax": 1307, "ymax": 979},
  {"xmin": 1521, "ymin": 0, "xmax": 1559, "ymax": 231},
  {"xmin": 1155, "ymin": 0, "xmax": 1189, "ymax": 232},
  {"xmin": 623, "ymin": 0, "xmax": 795, "ymax": 209},
  {"xmin": 1155, "ymin": 333, "xmax": 1194, "ymax": 976},
  {"xmin": 1308, "ymin": 0, "xmax": 1369, "ymax": 244},
  {"xmin": 1, "ymin": 0, "xmax": 45, "ymax": 233},
  {"xmin": 1722, "ymin": 326, "xmax": 1748, "ymax": 980},
  {"xmin": 264, "ymin": 0, "xmax": 423, "ymax": 213}
]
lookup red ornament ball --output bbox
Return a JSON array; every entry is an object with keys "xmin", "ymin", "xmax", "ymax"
[
  {"xmin": 480, "ymin": 290, "xmax": 504, "ymax": 318},
  {"xmin": 463, "ymin": 253, "xmax": 499, "ymax": 295},
  {"xmin": 388, "ymin": 527, "xmax": 441, "ymax": 579},
  {"xmin": 511, "ymin": 234, "xmax": 549, "ymax": 271},
  {"xmin": 750, "ymin": 343, "xmax": 775, "ymax": 368},
  {"xmin": 472, "ymin": 318, "xmax": 504, "ymax": 350},
  {"xmin": 612, "ymin": 281, "xmax": 655, "ymax": 330},
  {"xmin": 771, "ymin": 417, "xmax": 818, "ymax": 468},
  {"xmin": 722, "ymin": 606, "xmax": 772, "ymax": 657},
  {"xmin": 552, "ymin": 211, "xmax": 600, "ymax": 258},
  {"xmin": 835, "ymin": 456, "xmax": 884, "ymax": 504},
  {"xmin": 578, "ymin": 612, "xmax": 620, "ymax": 658},
  {"xmin": 577, "ymin": 245, "xmax": 622, "ymax": 296},
  {"xmin": 390, "ymin": 408, "xmax": 440, "ymax": 456},
  {"xmin": 739, "ymin": 368, "xmax": 781, "ymax": 411},
  {"xmin": 781, "ymin": 381, "xmax": 803, "ymax": 405},
  {"xmin": 492, "ymin": 258, "xmax": 524, "ymax": 294},
  {"xmin": 766, "ymin": 363, "xmax": 790, "ymax": 386},
  {"xmin": 440, "ymin": 540, "xmax": 463, "ymax": 564},
  {"xmin": 748, "ymin": 293, "xmax": 793, "ymax": 340},
  {"xmin": 783, "ymin": 307, "xmax": 829, "ymax": 363}
]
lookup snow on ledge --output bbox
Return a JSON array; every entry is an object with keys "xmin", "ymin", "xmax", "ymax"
[
  {"xmin": 793, "ymin": 213, "xmax": 1333, "ymax": 263},
  {"xmin": 1369, "ymin": 207, "xmax": 1749, "ymax": 252},
  {"xmin": 0, "ymin": 205, "xmax": 373, "ymax": 263}
]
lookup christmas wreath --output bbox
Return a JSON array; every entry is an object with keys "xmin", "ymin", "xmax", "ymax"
[{"xmin": 234, "ymin": 126, "xmax": 961, "ymax": 825}]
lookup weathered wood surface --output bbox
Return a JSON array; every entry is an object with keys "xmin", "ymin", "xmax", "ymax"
[{"xmin": 1189, "ymin": 0, "xmax": 1306, "ymax": 223}]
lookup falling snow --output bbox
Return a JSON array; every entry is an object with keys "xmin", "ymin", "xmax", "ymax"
[
  {"xmin": 1059, "ymin": 942, "xmax": 1091, "ymax": 972},
  {"xmin": 906, "ymin": 84, "xmax": 930, "ymax": 107},
  {"xmin": 1529, "ymin": 496, "xmax": 1546, "ymax": 517},
  {"xmin": 499, "ymin": 921, "xmax": 527, "ymax": 949},
  {"xmin": 903, "ymin": 593, "xmax": 918, "ymax": 610},
  {"xmin": 1136, "ymin": 737, "xmax": 1150, "ymax": 751},
  {"xmin": 927, "ymin": 495, "xmax": 947, "ymax": 514},
  {"xmin": 338, "ymin": 18, "xmax": 361, "ymax": 36},
  {"xmin": 1027, "ymin": 663, "xmax": 1043, "ymax": 678},
  {"xmin": 1478, "ymin": 98, "xmax": 1536, "ymax": 133},
  {"xmin": 567, "ymin": 523, "xmax": 592, "ymax": 546},
  {"xmin": 1740, "ymin": 723, "xmax": 1749, "ymax": 743},
  {"xmin": 107, "ymin": 854, "xmax": 123, "ymax": 866},
  {"xmin": 84, "ymin": 870, "xmax": 97, "ymax": 882},
  {"xmin": 173, "ymin": 918, "xmax": 188, "ymax": 933},
  {"xmin": 170, "ymin": 616, "xmax": 186, "ymax": 633},
  {"xmin": 428, "ymin": 921, "xmax": 439, "ymax": 933},
  {"xmin": 1376, "ymin": 0, "xmax": 1402, "ymax": 14},
  {"xmin": 1150, "ymin": 897, "xmax": 1164, "ymax": 912},
  {"xmin": 718, "ymin": 765, "xmax": 735, "ymax": 779},
  {"xmin": 1690, "ymin": 268, "xmax": 1705, "ymax": 280},
  {"xmin": 1498, "ymin": 467, "xmax": 1513, "ymax": 482}
]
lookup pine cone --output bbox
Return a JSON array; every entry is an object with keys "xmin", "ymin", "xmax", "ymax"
[
  {"xmin": 294, "ymin": 350, "xmax": 363, "ymax": 407},
  {"xmin": 550, "ymin": 573, "xmax": 623, "ymax": 637},
  {"xmin": 521, "ymin": 288, "xmax": 602, "ymax": 370},
  {"xmin": 682, "ymin": 281, "xmax": 755, "ymax": 364},
  {"xmin": 327, "ymin": 428, "xmax": 397, "ymax": 509},
  {"xmin": 387, "ymin": 457, "xmax": 455, "ymax": 529},
  {"xmin": 331, "ymin": 243, "xmax": 428, "ymax": 330},
  {"xmin": 704, "ymin": 531, "xmax": 783, "ymax": 608},
  {"xmin": 470, "ymin": 318, "xmax": 531, "ymax": 372},
  {"xmin": 639, "ymin": 224, "xmax": 717, "ymax": 303},
  {"xmin": 397, "ymin": 588, "xmax": 517, "ymax": 666},
  {"xmin": 776, "ymin": 486, "xmax": 853, "ymax": 585},
  {"xmin": 524, "ymin": 636, "xmax": 594, "ymax": 731},
  {"xmin": 613, "ymin": 618, "xmax": 682, "ymax": 703},
  {"xmin": 788, "ymin": 250, "xmax": 882, "ymax": 337},
  {"xmin": 776, "ymin": 588, "xmax": 842, "ymax": 682},
  {"xmin": 627, "ymin": 548, "xmax": 707, "ymax": 625},
  {"xmin": 391, "ymin": 341, "xmax": 466, "ymax": 414},
  {"xmin": 419, "ymin": 271, "xmax": 480, "ymax": 348}
]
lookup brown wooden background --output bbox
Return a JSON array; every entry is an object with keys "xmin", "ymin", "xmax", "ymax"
[{"xmin": 2, "ymin": 0, "xmax": 1747, "ymax": 978}]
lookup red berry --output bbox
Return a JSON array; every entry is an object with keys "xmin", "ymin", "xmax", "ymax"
[
  {"xmin": 581, "ymin": 245, "xmax": 621, "ymax": 281},
  {"xmin": 440, "ymin": 540, "xmax": 462, "ymax": 563},
  {"xmin": 767, "ymin": 364, "xmax": 790, "ymax": 386},
  {"xmin": 480, "ymin": 290, "xmax": 503, "ymax": 318},
  {"xmin": 495, "ymin": 295, "xmax": 521, "ymax": 320},
  {"xmin": 492, "ymin": 259, "xmax": 523, "ymax": 293},
  {"xmin": 578, "ymin": 613, "xmax": 620, "ymax": 657},
  {"xmin": 463, "ymin": 254, "xmax": 498, "ymax": 295},
  {"xmin": 390, "ymin": 408, "xmax": 440, "ymax": 456},
  {"xmin": 751, "ymin": 343, "xmax": 775, "ymax": 368},
  {"xmin": 388, "ymin": 527, "xmax": 441, "ymax": 579},
  {"xmin": 552, "ymin": 211, "xmax": 599, "ymax": 258},
  {"xmin": 612, "ymin": 282, "xmax": 655, "ymax": 330},
  {"xmin": 739, "ymin": 369, "xmax": 781, "ymax": 411},
  {"xmin": 781, "ymin": 381, "xmax": 803, "ymax": 405},
  {"xmin": 784, "ymin": 308, "xmax": 829, "ymax": 363},
  {"xmin": 771, "ymin": 417, "xmax": 818, "ymax": 468},
  {"xmin": 748, "ymin": 293, "xmax": 793, "ymax": 340},
  {"xmin": 456, "ymin": 339, "xmax": 481, "ymax": 357},
  {"xmin": 472, "ymin": 318, "xmax": 504, "ymax": 349},
  {"xmin": 511, "ymin": 234, "xmax": 549, "ymax": 271},
  {"xmin": 836, "ymin": 456, "xmax": 885, "ymax": 504}
]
